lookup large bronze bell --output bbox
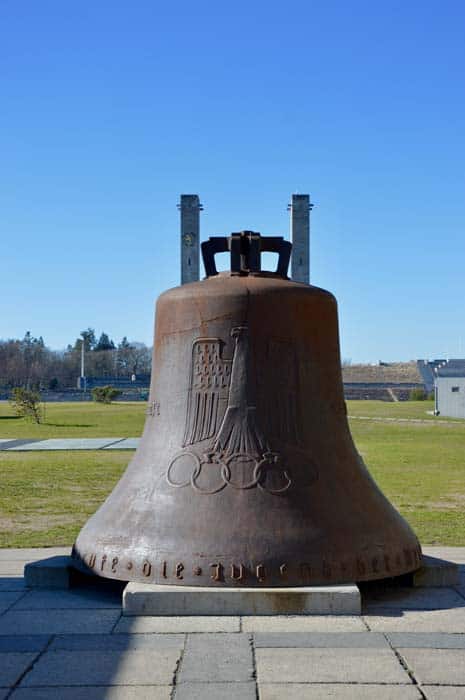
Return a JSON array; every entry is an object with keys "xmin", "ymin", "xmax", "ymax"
[{"xmin": 72, "ymin": 232, "xmax": 421, "ymax": 586}]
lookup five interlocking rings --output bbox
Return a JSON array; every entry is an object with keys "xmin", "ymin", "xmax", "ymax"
[{"xmin": 167, "ymin": 450, "xmax": 292, "ymax": 495}]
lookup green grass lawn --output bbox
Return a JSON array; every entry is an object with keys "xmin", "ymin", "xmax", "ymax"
[
  {"xmin": 348, "ymin": 399, "xmax": 462, "ymax": 421},
  {"xmin": 0, "ymin": 401, "xmax": 146, "ymax": 438},
  {"xmin": 349, "ymin": 416, "xmax": 465, "ymax": 546},
  {"xmin": 0, "ymin": 451, "xmax": 129, "ymax": 547},
  {"xmin": 0, "ymin": 399, "xmax": 464, "ymax": 547}
]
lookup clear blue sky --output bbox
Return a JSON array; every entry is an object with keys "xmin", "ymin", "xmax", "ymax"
[{"xmin": 1, "ymin": 1, "xmax": 464, "ymax": 362}]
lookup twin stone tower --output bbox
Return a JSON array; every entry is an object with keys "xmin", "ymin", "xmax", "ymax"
[{"xmin": 179, "ymin": 194, "xmax": 313, "ymax": 285}]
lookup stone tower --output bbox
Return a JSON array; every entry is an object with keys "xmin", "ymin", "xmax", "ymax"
[
  {"xmin": 288, "ymin": 194, "xmax": 313, "ymax": 284},
  {"xmin": 179, "ymin": 194, "xmax": 203, "ymax": 284}
]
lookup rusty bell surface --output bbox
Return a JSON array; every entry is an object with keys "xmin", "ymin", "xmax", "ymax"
[{"xmin": 72, "ymin": 232, "xmax": 421, "ymax": 587}]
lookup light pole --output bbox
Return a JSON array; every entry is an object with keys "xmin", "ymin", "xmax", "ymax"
[{"xmin": 80, "ymin": 339, "xmax": 86, "ymax": 392}]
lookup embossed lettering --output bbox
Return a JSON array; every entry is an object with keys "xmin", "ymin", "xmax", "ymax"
[
  {"xmin": 279, "ymin": 564, "xmax": 288, "ymax": 577},
  {"xmin": 230, "ymin": 564, "xmax": 244, "ymax": 581},
  {"xmin": 87, "ymin": 553, "xmax": 96, "ymax": 568},
  {"xmin": 111, "ymin": 557, "xmax": 119, "ymax": 573},
  {"xmin": 162, "ymin": 561, "xmax": 167, "ymax": 578},
  {"xmin": 256, "ymin": 564, "xmax": 266, "ymax": 582},
  {"xmin": 142, "ymin": 560, "xmax": 152, "ymax": 577},
  {"xmin": 175, "ymin": 563, "xmax": 184, "ymax": 579},
  {"xmin": 100, "ymin": 554, "xmax": 107, "ymax": 572},
  {"xmin": 210, "ymin": 563, "xmax": 224, "ymax": 582},
  {"xmin": 193, "ymin": 566, "xmax": 202, "ymax": 576},
  {"xmin": 126, "ymin": 561, "xmax": 133, "ymax": 570}
]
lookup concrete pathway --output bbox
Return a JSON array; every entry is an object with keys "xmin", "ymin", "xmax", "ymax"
[
  {"xmin": 0, "ymin": 547, "xmax": 464, "ymax": 698},
  {"xmin": 0, "ymin": 438, "xmax": 140, "ymax": 451}
]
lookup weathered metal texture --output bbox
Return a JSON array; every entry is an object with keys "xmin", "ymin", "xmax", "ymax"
[{"xmin": 72, "ymin": 232, "xmax": 421, "ymax": 587}]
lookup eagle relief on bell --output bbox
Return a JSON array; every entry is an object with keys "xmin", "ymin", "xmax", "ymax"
[{"xmin": 72, "ymin": 231, "xmax": 421, "ymax": 587}]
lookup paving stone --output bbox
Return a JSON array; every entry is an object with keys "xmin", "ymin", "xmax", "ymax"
[
  {"xmin": 10, "ymin": 686, "xmax": 171, "ymax": 699},
  {"xmin": 0, "ymin": 563, "xmax": 32, "ymax": 576},
  {"xmin": 175, "ymin": 682, "xmax": 257, "ymax": 699},
  {"xmin": 123, "ymin": 582, "xmax": 361, "ymax": 616},
  {"xmin": 399, "ymin": 648, "xmax": 465, "ymax": 685},
  {"xmin": 422, "ymin": 688, "xmax": 465, "ymax": 699},
  {"xmin": 0, "ymin": 440, "xmax": 41, "ymax": 451},
  {"xmin": 242, "ymin": 615, "xmax": 366, "ymax": 633},
  {"xmin": 254, "ymin": 631, "xmax": 389, "ymax": 647},
  {"xmin": 14, "ymin": 587, "xmax": 121, "ymax": 610},
  {"xmin": 104, "ymin": 438, "xmax": 140, "ymax": 449},
  {"xmin": 8, "ymin": 438, "xmax": 118, "ymax": 451},
  {"xmin": 114, "ymin": 615, "xmax": 240, "ymax": 634},
  {"xmin": 0, "ymin": 652, "xmax": 37, "ymax": 687},
  {"xmin": 49, "ymin": 633, "xmax": 185, "ymax": 651},
  {"xmin": 422, "ymin": 547, "xmax": 465, "ymax": 564},
  {"xmin": 258, "ymin": 684, "xmax": 422, "ymax": 699},
  {"xmin": 0, "ymin": 577, "xmax": 27, "ymax": 592},
  {"xmin": 0, "ymin": 548, "xmax": 70, "ymax": 561},
  {"xmin": 0, "ymin": 609, "xmax": 121, "ymax": 635},
  {"xmin": 0, "ymin": 636, "xmax": 50, "ymax": 652},
  {"xmin": 388, "ymin": 632, "xmax": 465, "ymax": 649},
  {"xmin": 20, "ymin": 649, "xmax": 181, "ymax": 686},
  {"xmin": 255, "ymin": 647, "xmax": 411, "ymax": 683},
  {"xmin": 178, "ymin": 633, "xmax": 253, "ymax": 683},
  {"xmin": 364, "ymin": 607, "xmax": 465, "ymax": 633},
  {"xmin": 363, "ymin": 586, "xmax": 465, "ymax": 611},
  {"xmin": 0, "ymin": 592, "xmax": 25, "ymax": 614}
]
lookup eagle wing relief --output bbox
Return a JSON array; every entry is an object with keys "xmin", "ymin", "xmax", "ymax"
[{"xmin": 182, "ymin": 338, "xmax": 232, "ymax": 447}]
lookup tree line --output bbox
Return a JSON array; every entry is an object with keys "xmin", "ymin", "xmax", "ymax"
[{"xmin": 0, "ymin": 329, "xmax": 152, "ymax": 391}]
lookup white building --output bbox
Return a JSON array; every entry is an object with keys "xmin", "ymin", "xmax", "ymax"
[{"xmin": 434, "ymin": 360, "xmax": 465, "ymax": 418}]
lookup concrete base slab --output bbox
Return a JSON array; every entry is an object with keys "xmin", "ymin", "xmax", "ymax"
[
  {"xmin": 24, "ymin": 556, "xmax": 73, "ymax": 589},
  {"xmin": 122, "ymin": 583, "xmax": 361, "ymax": 616},
  {"xmin": 413, "ymin": 555, "xmax": 459, "ymax": 587}
]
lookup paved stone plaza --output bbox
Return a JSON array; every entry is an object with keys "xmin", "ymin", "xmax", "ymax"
[
  {"xmin": 0, "ymin": 438, "xmax": 140, "ymax": 452},
  {"xmin": 0, "ymin": 547, "xmax": 464, "ymax": 698}
]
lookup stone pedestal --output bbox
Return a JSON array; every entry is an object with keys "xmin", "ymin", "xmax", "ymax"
[
  {"xmin": 122, "ymin": 583, "xmax": 361, "ymax": 616},
  {"xmin": 24, "ymin": 556, "xmax": 73, "ymax": 589}
]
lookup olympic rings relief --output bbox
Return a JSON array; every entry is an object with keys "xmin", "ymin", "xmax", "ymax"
[{"xmin": 166, "ymin": 449, "xmax": 292, "ymax": 495}]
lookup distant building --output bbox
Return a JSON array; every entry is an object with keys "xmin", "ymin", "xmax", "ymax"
[
  {"xmin": 433, "ymin": 359, "xmax": 465, "ymax": 418},
  {"xmin": 417, "ymin": 359, "xmax": 447, "ymax": 394}
]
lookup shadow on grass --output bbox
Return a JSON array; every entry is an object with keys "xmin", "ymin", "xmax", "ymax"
[
  {"xmin": 0, "ymin": 416, "xmax": 22, "ymax": 420},
  {"xmin": 44, "ymin": 423, "xmax": 95, "ymax": 428}
]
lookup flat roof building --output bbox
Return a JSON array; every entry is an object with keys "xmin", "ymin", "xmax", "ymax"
[{"xmin": 434, "ymin": 360, "xmax": 465, "ymax": 418}]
